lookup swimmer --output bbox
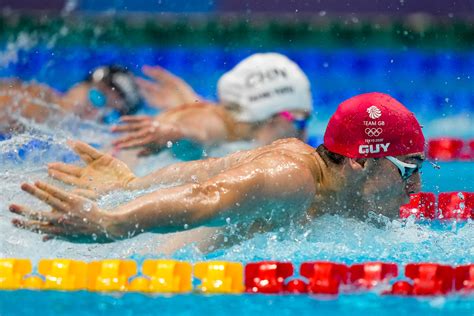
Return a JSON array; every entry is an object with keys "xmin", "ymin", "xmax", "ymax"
[
  {"xmin": 0, "ymin": 65, "xmax": 143, "ymax": 133},
  {"xmin": 111, "ymin": 53, "xmax": 312, "ymax": 156},
  {"xmin": 9, "ymin": 92, "xmax": 425, "ymax": 245},
  {"xmin": 134, "ymin": 64, "xmax": 201, "ymax": 110}
]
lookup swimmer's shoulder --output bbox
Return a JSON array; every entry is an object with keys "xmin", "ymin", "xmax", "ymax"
[
  {"xmin": 268, "ymin": 138, "xmax": 315, "ymax": 153},
  {"xmin": 264, "ymin": 138, "xmax": 325, "ymax": 182},
  {"xmin": 245, "ymin": 138, "xmax": 315, "ymax": 166}
]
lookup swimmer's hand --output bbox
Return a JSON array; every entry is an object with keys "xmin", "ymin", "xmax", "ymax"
[
  {"xmin": 48, "ymin": 140, "xmax": 137, "ymax": 198},
  {"xmin": 111, "ymin": 116, "xmax": 183, "ymax": 156},
  {"xmin": 136, "ymin": 65, "xmax": 201, "ymax": 110},
  {"xmin": 9, "ymin": 181, "xmax": 123, "ymax": 242}
]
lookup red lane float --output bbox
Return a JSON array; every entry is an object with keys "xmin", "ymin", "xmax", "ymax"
[
  {"xmin": 349, "ymin": 262, "xmax": 398, "ymax": 289},
  {"xmin": 399, "ymin": 191, "xmax": 473, "ymax": 220},
  {"xmin": 399, "ymin": 193, "xmax": 436, "ymax": 219},
  {"xmin": 284, "ymin": 279, "xmax": 308, "ymax": 294},
  {"xmin": 455, "ymin": 264, "xmax": 474, "ymax": 292},
  {"xmin": 469, "ymin": 140, "xmax": 474, "ymax": 158},
  {"xmin": 245, "ymin": 261, "xmax": 294, "ymax": 293},
  {"xmin": 405, "ymin": 263, "xmax": 454, "ymax": 295},
  {"xmin": 389, "ymin": 281, "xmax": 413, "ymax": 295},
  {"xmin": 427, "ymin": 138, "xmax": 472, "ymax": 161},
  {"xmin": 300, "ymin": 262, "xmax": 348, "ymax": 294},
  {"xmin": 438, "ymin": 192, "xmax": 474, "ymax": 220}
]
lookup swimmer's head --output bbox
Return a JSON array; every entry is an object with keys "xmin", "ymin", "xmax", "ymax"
[
  {"xmin": 217, "ymin": 53, "xmax": 312, "ymax": 127},
  {"xmin": 324, "ymin": 92, "xmax": 425, "ymax": 159},
  {"xmin": 319, "ymin": 93, "xmax": 425, "ymax": 218},
  {"xmin": 85, "ymin": 65, "xmax": 142, "ymax": 122},
  {"xmin": 63, "ymin": 65, "xmax": 142, "ymax": 123}
]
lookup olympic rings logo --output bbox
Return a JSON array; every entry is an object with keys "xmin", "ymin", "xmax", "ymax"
[{"xmin": 365, "ymin": 128, "xmax": 383, "ymax": 137}]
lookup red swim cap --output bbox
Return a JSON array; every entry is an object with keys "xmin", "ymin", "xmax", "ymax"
[{"xmin": 324, "ymin": 92, "xmax": 425, "ymax": 158}]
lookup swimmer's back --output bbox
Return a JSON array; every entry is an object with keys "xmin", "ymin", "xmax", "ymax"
[{"xmin": 219, "ymin": 137, "xmax": 319, "ymax": 171}]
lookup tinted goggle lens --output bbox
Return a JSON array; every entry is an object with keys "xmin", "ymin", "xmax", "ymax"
[
  {"xmin": 386, "ymin": 156, "xmax": 422, "ymax": 181},
  {"xmin": 279, "ymin": 112, "xmax": 310, "ymax": 132},
  {"xmin": 401, "ymin": 165, "xmax": 420, "ymax": 181},
  {"xmin": 88, "ymin": 88, "xmax": 107, "ymax": 108},
  {"xmin": 293, "ymin": 116, "xmax": 310, "ymax": 131}
]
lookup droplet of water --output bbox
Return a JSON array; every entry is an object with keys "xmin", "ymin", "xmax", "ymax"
[{"xmin": 83, "ymin": 201, "xmax": 93, "ymax": 212}]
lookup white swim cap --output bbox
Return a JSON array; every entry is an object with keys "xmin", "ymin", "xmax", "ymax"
[{"xmin": 217, "ymin": 53, "xmax": 313, "ymax": 123}]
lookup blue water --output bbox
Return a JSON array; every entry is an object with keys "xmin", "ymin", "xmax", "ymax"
[
  {"xmin": 0, "ymin": 291, "xmax": 473, "ymax": 316},
  {"xmin": 1, "ymin": 42, "xmax": 473, "ymax": 314}
]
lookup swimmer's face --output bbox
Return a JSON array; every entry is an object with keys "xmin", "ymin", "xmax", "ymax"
[
  {"xmin": 88, "ymin": 82, "xmax": 127, "ymax": 114},
  {"xmin": 359, "ymin": 153, "xmax": 424, "ymax": 218},
  {"xmin": 64, "ymin": 82, "xmax": 127, "ymax": 121}
]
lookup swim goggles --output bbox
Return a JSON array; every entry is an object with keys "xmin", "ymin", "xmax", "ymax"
[
  {"xmin": 279, "ymin": 111, "xmax": 310, "ymax": 132},
  {"xmin": 88, "ymin": 88, "xmax": 121, "ymax": 124},
  {"xmin": 88, "ymin": 88, "xmax": 107, "ymax": 108},
  {"xmin": 386, "ymin": 156, "xmax": 421, "ymax": 181}
]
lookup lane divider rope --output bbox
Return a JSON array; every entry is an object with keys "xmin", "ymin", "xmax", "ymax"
[
  {"xmin": 428, "ymin": 138, "xmax": 474, "ymax": 161},
  {"xmin": 400, "ymin": 191, "xmax": 473, "ymax": 220},
  {"xmin": 0, "ymin": 259, "xmax": 472, "ymax": 295}
]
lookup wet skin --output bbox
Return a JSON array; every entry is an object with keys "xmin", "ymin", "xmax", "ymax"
[
  {"xmin": 9, "ymin": 138, "xmax": 424, "ymax": 242},
  {"xmin": 111, "ymin": 103, "xmax": 307, "ymax": 157},
  {"xmin": 0, "ymin": 80, "xmax": 128, "ymax": 130}
]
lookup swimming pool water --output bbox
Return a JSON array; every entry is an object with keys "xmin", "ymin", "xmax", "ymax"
[
  {"xmin": 0, "ymin": 44, "xmax": 473, "ymax": 314},
  {"xmin": 0, "ymin": 121, "xmax": 472, "ymax": 316}
]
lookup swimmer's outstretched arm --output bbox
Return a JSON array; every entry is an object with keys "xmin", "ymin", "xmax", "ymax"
[
  {"xmin": 12, "ymin": 155, "xmax": 316, "ymax": 241},
  {"xmin": 48, "ymin": 140, "xmax": 248, "ymax": 197}
]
